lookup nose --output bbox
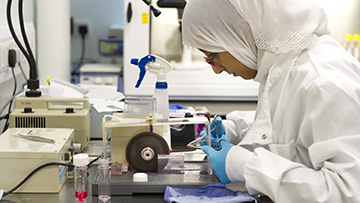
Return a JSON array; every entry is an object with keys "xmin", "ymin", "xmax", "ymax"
[{"xmin": 212, "ymin": 66, "xmax": 224, "ymax": 74}]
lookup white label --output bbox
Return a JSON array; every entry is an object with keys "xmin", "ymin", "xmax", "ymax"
[
  {"xmin": 16, "ymin": 129, "xmax": 37, "ymax": 136},
  {"xmin": 42, "ymin": 143, "xmax": 60, "ymax": 150}
]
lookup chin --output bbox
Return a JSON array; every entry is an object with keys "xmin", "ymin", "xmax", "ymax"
[{"xmin": 240, "ymin": 76, "xmax": 252, "ymax": 80}]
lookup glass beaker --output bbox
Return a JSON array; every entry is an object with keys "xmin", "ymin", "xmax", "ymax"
[{"xmin": 98, "ymin": 158, "xmax": 112, "ymax": 202}]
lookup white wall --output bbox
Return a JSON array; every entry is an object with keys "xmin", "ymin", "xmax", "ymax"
[
  {"xmin": 0, "ymin": 0, "xmax": 34, "ymax": 27},
  {"xmin": 315, "ymin": 0, "xmax": 360, "ymax": 42}
]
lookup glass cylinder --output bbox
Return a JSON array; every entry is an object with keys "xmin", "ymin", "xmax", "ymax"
[
  {"xmin": 98, "ymin": 158, "xmax": 111, "ymax": 203},
  {"xmin": 74, "ymin": 153, "xmax": 89, "ymax": 203}
]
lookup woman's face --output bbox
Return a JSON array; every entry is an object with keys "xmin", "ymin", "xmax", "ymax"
[{"xmin": 203, "ymin": 51, "xmax": 257, "ymax": 80}]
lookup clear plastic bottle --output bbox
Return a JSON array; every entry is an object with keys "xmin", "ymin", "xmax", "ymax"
[
  {"xmin": 98, "ymin": 158, "xmax": 112, "ymax": 203},
  {"xmin": 74, "ymin": 153, "xmax": 89, "ymax": 203}
]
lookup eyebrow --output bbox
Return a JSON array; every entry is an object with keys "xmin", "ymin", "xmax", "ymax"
[{"xmin": 208, "ymin": 53, "xmax": 215, "ymax": 57}]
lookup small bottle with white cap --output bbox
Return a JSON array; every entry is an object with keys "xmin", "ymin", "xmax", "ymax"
[{"xmin": 74, "ymin": 153, "xmax": 89, "ymax": 203}]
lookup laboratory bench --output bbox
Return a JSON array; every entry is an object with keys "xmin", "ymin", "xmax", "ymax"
[
  {"xmin": 2, "ymin": 141, "xmax": 272, "ymax": 203},
  {"xmin": 169, "ymin": 100, "xmax": 257, "ymax": 117}
]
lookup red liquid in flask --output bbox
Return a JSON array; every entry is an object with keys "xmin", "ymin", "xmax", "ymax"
[{"xmin": 75, "ymin": 190, "xmax": 88, "ymax": 202}]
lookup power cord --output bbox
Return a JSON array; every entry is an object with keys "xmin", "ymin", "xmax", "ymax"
[
  {"xmin": 72, "ymin": 25, "xmax": 88, "ymax": 77},
  {"xmin": 2, "ymin": 162, "xmax": 73, "ymax": 197},
  {"xmin": 2, "ymin": 49, "xmax": 18, "ymax": 133},
  {"xmin": 2, "ymin": 155, "xmax": 101, "ymax": 197}
]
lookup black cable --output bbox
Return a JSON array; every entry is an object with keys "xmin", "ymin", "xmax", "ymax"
[
  {"xmin": 72, "ymin": 34, "xmax": 86, "ymax": 75},
  {"xmin": 18, "ymin": 0, "xmax": 36, "ymax": 78},
  {"xmin": 88, "ymin": 155, "xmax": 101, "ymax": 167},
  {"xmin": 7, "ymin": 0, "xmax": 40, "ymax": 97},
  {"xmin": 2, "ymin": 162, "xmax": 74, "ymax": 197},
  {"xmin": 0, "ymin": 113, "xmax": 9, "ymax": 121},
  {"xmin": 0, "ymin": 200, "xmax": 17, "ymax": 203},
  {"xmin": 2, "ymin": 153, "xmax": 102, "ymax": 197},
  {"xmin": 2, "ymin": 67, "xmax": 17, "ymax": 133},
  {"xmin": 6, "ymin": 0, "xmax": 32, "ymax": 75}
]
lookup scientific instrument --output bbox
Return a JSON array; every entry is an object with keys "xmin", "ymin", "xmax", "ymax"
[
  {"xmin": 91, "ymin": 113, "xmax": 216, "ymax": 195},
  {"xmin": 90, "ymin": 55, "xmax": 216, "ymax": 196},
  {"xmin": 0, "ymin": 128, "xmax": 74, "ymax": 193},
  {"xmin": 8, "ymin": 95, "xmax": 91, "ymax": 150},
  {"xmin": 79, "ymin": 63, "xmax": 123, "ymax": 92}
]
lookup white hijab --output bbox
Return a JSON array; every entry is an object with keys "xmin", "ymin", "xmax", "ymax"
[
  {"xmin": 182, "ymin": 0, "xmax": 329, "ymax": 84},
  {"xmin": 182, "ymin": 0, "xmax": 330, "ymax": 144}
]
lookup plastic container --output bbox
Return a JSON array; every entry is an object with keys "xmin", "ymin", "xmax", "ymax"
[
  {"xmin": 74, "ymin": 153, "xmax": 89, "ymax": 203},
  {"xmin": 158, "ymin": 153, "xmax": 185, "ymax": 174},
  {"xmin": 98, "ymin": 158, "xmax": 112, "ymax": 203},
  {"xmin": 124, "ymin": 96, "xmax": 156, "ymax": 118}
]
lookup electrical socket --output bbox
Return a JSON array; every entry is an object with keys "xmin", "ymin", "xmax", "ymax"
[
  {"xmin": 73, "ymin": 19, "xmax": 91, "ymax": 37},
  {"xmin": 0, "ymin": 40, "xmax": 15, "ymax": 72},
  {"xmin": 0, "ymin": 39, "xmax": 28, "ymax": 72}
]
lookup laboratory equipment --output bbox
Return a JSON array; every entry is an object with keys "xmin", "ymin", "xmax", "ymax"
[
  {"xmin": 99, "ymin": 36, "xmax": 123, "ymax": 56},
  {"xmin": 169, "ymin": 106, "xmax": 210, "ymax": 151},
  {"xmin": 107, "ymin": 113, "xmax": 168, "ymax": 171},
  {"xmin": 0, "ymin": 128, "xmax": 74, "ymax": 193},
  {"xmin": 124, "ymin": 96, "xmax": 156, "ymax": 118},
  {"xmin": 97, "ymin": 158, "xmax": 112, "ymax": 203},
  {"xmin": 91, "ymin": 113, "xmax": 216, "ymax": 195},
  {"xmin": 157, "ymin": 153, "xmax": 184, "ymax": 174},
  {"xmin": 187, "ymin": 115, "xmax": 224, "ymax": 149},
  {"xmin": 8, "ymin": 95, "xmax": 91, "ymax": 150},
  {"xmin": 79, "ymin": 63, "xmax": 123, "ymax": 92},
  {"xmin": 123, "ymin": 0, "xmax": 259, "ymax": 100},
  {"xmin": 74, "ymin": 153, "xmax": 89, "ymax": 203},
  {"xmin": 126, "ymin": 131, "xmax": 170, "ymax": 172},
  {"xmin": 131, "ymin": 54, "xmax": 174, "ymax": 148}
]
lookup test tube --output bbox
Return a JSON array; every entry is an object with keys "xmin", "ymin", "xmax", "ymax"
[
  {"xmin": 98, "ymin": 158, "xmax": 111, "ymax": 203},
  {"xmin": 74, "ymin": 153, "xmax": 89, "ymax": 203}
]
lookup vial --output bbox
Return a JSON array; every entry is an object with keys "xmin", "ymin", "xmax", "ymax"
[
  {"xmin": 74, "ymin": 153, "xmax": 89, "ymax": 203},
  {"xmin": 98, "ymin": 158, "xmax": 112, "ymax": 202}
]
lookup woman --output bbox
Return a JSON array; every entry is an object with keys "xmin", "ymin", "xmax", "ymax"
[{"xmin": 182, "ymin": 0, "xmax": 360, "ymax": 202}]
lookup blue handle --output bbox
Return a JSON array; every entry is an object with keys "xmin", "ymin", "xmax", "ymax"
[{"xmin": 131, "ymin": 55, "xmax": 156, "ymax": 88}]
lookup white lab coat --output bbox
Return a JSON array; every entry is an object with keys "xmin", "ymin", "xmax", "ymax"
[{"xmin": 222, "ymin": 35, "xmax": 360, "ymax": 203}]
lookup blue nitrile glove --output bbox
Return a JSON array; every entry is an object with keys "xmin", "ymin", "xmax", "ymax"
[
  {"xmin": 200, "ymin": 116, "xmax": 226, "ymax": 149},
  {"xmin": 0, "ymin": 189, "xmax": 3, "ymax": 201},
  {"xmin": 202, "ymin": 137, "xmax": 234, "ymax": 184}
]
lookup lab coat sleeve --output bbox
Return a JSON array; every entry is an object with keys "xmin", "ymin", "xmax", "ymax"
[
  {"xmin": 225, "ymin": 78, "xmax": 360, "ymax": 203},
  {"xmin": 222, "ymin": 111, "xmax": 255, "ymax": 144}
]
